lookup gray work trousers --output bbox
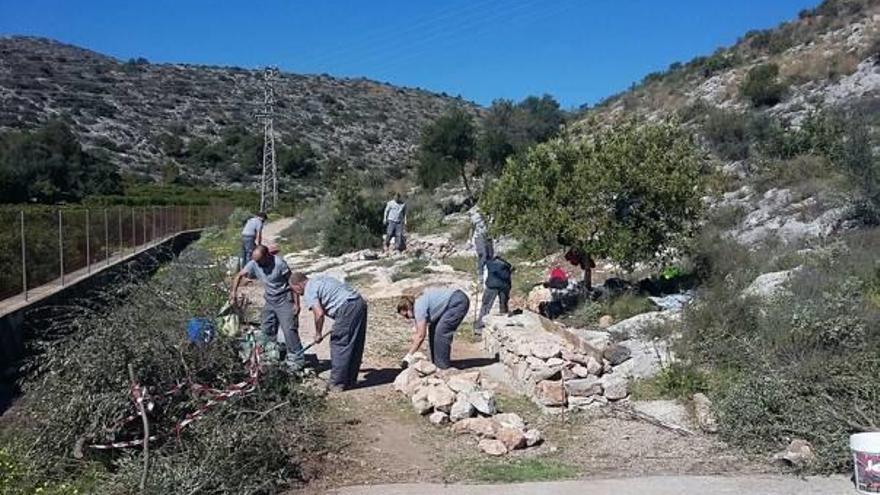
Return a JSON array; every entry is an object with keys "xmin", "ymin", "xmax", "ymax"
[
  {"xmin": 241, "ymin": 235, "xmax": 256, "ymax": 269},
  {"xmin": 385, "ymin": 220, "xmax": 405, "ymax": 251},
  {"xmin": 429, "ymin": 290, "xmax": 470, "ymax": 369},
  {"xmin": 330, "ymin": 297, "xmax": 368, "ymax": 389},
  {"xmin": 475, "ymin": 286, "xmax": 510, "ymax": 332},
  {"xmin": 262, "ymin": 296, "xmax": 304, "ymax": 370},
  {"xmin": 474, "ymin": 236, "xmax": 494, "ymax": 281}
]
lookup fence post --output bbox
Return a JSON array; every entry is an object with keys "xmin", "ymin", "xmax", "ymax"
[
  {"xmin": 85, "ymin": 208, "xmax": 91, "ymax": 275},
  {"xmin": 142, "ymin": 208, "xmax": 147, "ymax": 247},
  {"xmin": 20, "ymin": 211, "xmax": 27, "ymax": 301},
  {"xmin": 152, "ymin": 206, "xmax": 156, "ymax": 245},
  {"xmin": 117, "ymin": 207, "xmax": 123, "ymax": 261},
  {"xmin": 104, "ymin": 208, "xmax": 110, "ymax": 267},
  {"xmin": 131, "ymin": 207, "xmax": 136, "ymax": 253},
  {"xmin": 59, "ymin": 209, "xmax": 65, "ymax": 287}
]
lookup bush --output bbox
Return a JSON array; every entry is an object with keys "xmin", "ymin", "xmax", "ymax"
[
  {"xmin": 2, "ymin": 249, "xmax": 326, "ymax": 493},
  {"xmin": 679, "ymin": 229, "xmax": 880, "ymax": 472},
  {"xmin": 740, "ymin": 63, "xmax": 787, "ymax": 107},
  {"xmin": 321, "ymin": 176, "xmax": 383, "ymax": 256}
]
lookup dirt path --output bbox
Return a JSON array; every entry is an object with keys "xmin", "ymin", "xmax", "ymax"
[{"xmin": 247, "ymin": 218, "xmax": 788, "ymax": 491}]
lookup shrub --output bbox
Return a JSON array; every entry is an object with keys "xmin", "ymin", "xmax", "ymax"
[
  {"xmin": 321, "ymin": 176, "xmax": 383, "ymax": 256},
  {"xmin": 740, "ymin": 63, "xmax": 787, "ymax": 107},
  {"xmin": 680, "ymin": 229, "xmax": 880, "ymax": 472},
  {"xmin": 3, "ymin": 249, "xmax": 326, "ymax": 493}
]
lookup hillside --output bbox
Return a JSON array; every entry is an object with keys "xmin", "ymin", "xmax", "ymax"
[{"xmin": 0, "ymin": 36, "xmax": 476, "ymax": 194}]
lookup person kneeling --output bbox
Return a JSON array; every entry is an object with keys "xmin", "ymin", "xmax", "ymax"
[{"xmin": 396, "ymin": 288, "xmax": 470, "ymax": 370}]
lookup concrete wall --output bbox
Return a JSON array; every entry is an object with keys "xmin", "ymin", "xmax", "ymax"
[{"xmin": 0, "ymin": 231, "xmax": 201, "ymax": 413}]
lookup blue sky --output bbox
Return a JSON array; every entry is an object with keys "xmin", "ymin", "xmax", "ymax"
[{"xmin": 0, "ymin": 0, "xmax": 819, "ymax": 108}]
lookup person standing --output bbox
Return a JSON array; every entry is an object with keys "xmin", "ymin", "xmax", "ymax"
[
  {"xmin": 291, "ymin": 273, "xmax": 367, "ymax": 391},
  {"xmin": 469, "ymin": 207, "xmax": 494, "ymax": 283},
  {"xmin": 475, "ymin": 255, "xmax": 513, "ymax": 337},
  {"xmin": 396, "ymin": 287, "xmax": 470, "ymax": 370},
  {"xmin": 229, "ymin": 245, "xmax": 305, "ymax": 373},
  {"xmin": 383, "ymin": 193, "xmax": 407, "ymax": 253},
  {"xmin": 241, "ymin": 212, "xmax": 267, "ymax": 268}
]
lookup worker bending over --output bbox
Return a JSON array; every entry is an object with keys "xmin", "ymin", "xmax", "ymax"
[{"xmin": 397, "ymin": 287, "xmax": 470, "ymax": 369}]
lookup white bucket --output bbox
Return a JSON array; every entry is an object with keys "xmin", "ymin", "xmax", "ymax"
[{"xmin": 852, "ymin": 432, "xmax": 880, "ymax": 494}]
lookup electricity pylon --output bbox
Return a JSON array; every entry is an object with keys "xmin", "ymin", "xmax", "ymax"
[{"xmin": 258, "ymin": 67, "xmax": 279, "ymax": 212}]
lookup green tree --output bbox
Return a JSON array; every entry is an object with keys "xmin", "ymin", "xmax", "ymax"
[
  {"xmin": 0, "ymin": 119, "xmax": 121, "ymax": 203},
  {"xmin": 417, "ymin": 107, "xmax": 476, "ymax": 196},
  {"xmin": 740, "ymin": 63, "xmax": 787, "ymax": 107},
  {"xmin": 478, "ymin": 95, "xmax": 565, "ymax": 173},
  {"xmin": 484, "ymin": 120, "xmax": 705, "ymax": 286},
  {"xmin": 279, "ymin": 141, "xmax": 318, "ymax": 178}
]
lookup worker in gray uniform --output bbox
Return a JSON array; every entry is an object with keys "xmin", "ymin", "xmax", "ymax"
[
  {"xmin": 383, "ymin": 193, "xmax": 407, "ymax": 253},
  {"xmin": 396, "ymin": 287, "xmax": 470, "ymax": 369},
  {"xmin": 229, "ymin": 245, "xmax": 304, "ymax": 373},
  {"xmin": 291, "ymin": 272, "xmax": 367, "ymax": 391},
  {"xmin": 469, "ymin": 207, "xmax": 494, "ymax": 283},
  {"xmin": 240, "ymin": 211, "xmax": 267, "ymax": 269}
]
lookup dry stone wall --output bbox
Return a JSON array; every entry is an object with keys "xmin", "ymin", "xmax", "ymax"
[{"xmin": 481, "ymin": 311, "xmax": 632, "ymax": 412}]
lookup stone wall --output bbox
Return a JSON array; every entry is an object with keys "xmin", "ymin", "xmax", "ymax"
[{"xmin": 481, "ymin": 311, "xmax": 632, "ymax": 412}]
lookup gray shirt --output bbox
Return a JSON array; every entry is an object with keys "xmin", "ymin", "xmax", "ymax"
[
  {"xmin": 303, "ymin": 275, "xmax": 360, "ymax": 319},
  {"xmin": 414, "ymin": 288, "xmax": 456, "ymax": 324},
  {"xmin": 241, "ymin": 217, "xmax": 264, "ymax": 237},
  {"xmin": 384, "ymin": 200, "xmax": 406, "ymax": 223},
  {"xmin": 243, "ymin": 255, "xmax": 291, "ymax": 304},
  {"xmin": 470, "ymin": 211, "xmax": 488, "ymax": 243}
]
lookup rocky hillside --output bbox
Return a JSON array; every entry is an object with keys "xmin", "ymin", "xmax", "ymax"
[
  {"xmin": 0, "ymin": 36, "xmax": 476, "ymax": 192},
  {"xmin": 573, "ymin": 0, "xmax": 880, "ymax": 249}
]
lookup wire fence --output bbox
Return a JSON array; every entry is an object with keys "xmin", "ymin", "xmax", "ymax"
[{"xmin": 0, "ymin": 205, "xmax": 233, "ymax": 303}]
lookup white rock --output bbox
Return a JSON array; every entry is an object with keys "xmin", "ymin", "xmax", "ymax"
[
  {"xmin": 565, "ymin": 376, "xmax": 603, "ymax": 397},
  {"xmin": 530, "ymin": 341, "xmax": 562, "ymax": 360},
  {"xmin": 427, "ymin": 384, "xmax": 457, "ymax": 412},
  {"xmin": 586, "ymin": 356, "xmax": 604, "ymax": 376},
  {"xmin": 524, "ymin": 429, "xmax": 543, "ymax": 447},
  {"xmin": 479, "ymin": 438, "xmax": 508, "ymax": 456},
  {"xmin": 606, "ymin": 311, "xmax": 681, "ymax": 340},
  {"xmin": 600, "ymin": 374, "xmax": 629, "ymax": 401},
  {"xmin": 496, "ymin": 426, "xmax": 527, "ymax": 450},
  {"xmin": 546, "ymin": 357, "xmax": 566, "ymax": 367},
  {"xmin": 428, "ymin": 411, "xmax": 449, "ymax": 425},
  {"xmin": 742, "ymin": 268, "xmax": 800, "ymax": 299},
  {"xmin": 413, "ymin": 360, "xmax": 438, "ymax": 376},
  {"xmin": 571, "ymin": 364, "xmax": 590, "ymax": 378},
  {"xmin": 411, "ymin": 388, "xmax": 433, "ymax": 415},
  {"xmin": 450, "ymin": 396, "xmax": 476, "ymax": 422},
  {"xmin": 493, "ymin": 412, "xmax": 526, "ymax": 431},
  {"xmin": 393, "ymin": 367, "xmax": 421, "ymax": 396},
  {"xmin": 692, "ymin": 393, "xmax": 719, "ymax": 433},
  {"xmin": 453, "ymin": 417, "xmax": 498, "ymax": 437},
  {"xmin": 466, "ymin": 390, "xmax": 497, "ymax": 415}
]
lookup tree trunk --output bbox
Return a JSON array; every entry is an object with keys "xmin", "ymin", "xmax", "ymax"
[{"xmin": 459, "ymin": 162, "xmax": 473, "ymax": 200}]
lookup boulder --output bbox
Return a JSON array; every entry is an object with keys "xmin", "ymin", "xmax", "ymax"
[
  {"xmin": 450, "ymin": 396, "xmax": 476, "ymax": 422},
  {"xmin": 465, "ymin": 390, "xmax": 497, "ymax": 416},
  {"xmin": 600, "ymin": 374, "xmax": 629, "ymax": 401},
  {"xmin": 773, "ymin": 439, "xmax": 816, "ymax": 468},
  {"xmin": 530, "ymin": 364, "xmax": 563, "ymax": 382},
  {"xmin": 568, "ymin": 396, "xmax": 601, "ymax": 410},
  {"xmin": 564, "ymin": 376, "xmax": 603, "ymax": 397},
  {"xmin": 603, "ymin": 344, "xmax": 632, "ymax": 366},
  {"xmin": 742, "ymin": 269, "xmax": 800, "ymax": 299},
  {"xmin": 524, "ymin": 429, "xmax": 543, "ymax": 447},
  {"xmin": 496, "ymin": 426, "xmax": 527, "ymax": 450},
  {"xmin": 428, "ymin": 411, "xmax": 450, "ymax": 425},
  {"xmin": 632, "ymin": 400, "xmax": 693, "ymax": 430},
  {"xmin": 478, "ymin": 438, "xmax": 508, "ymax": 456},
  {"xmin": 413, "ymin": 360, "xmax": 438, "ymax": 376},
  {"xmin": 613, "ymin": 338, "xmax": 667, "ymax": 380},
  {"xmin": 393, "ymin": 367, "xmax": 421, "ymax": 396},
  {"xmin": 530, "ymin": 341, "xmax": 562, "ymax": 360},
  {"xmin": 598, "ymin": 315, "xmax": 615, "ymax": 328},
  {"xmin": 535, "ymin": 380, "xmax": 566, "ymax": 407},
  {"xmin": 493, "ymin": 412, "xmax": 526, "ymax": 431},
  {"xmin": 427, "ymin": 384, "xmax": 457, "ymax": 412},
  {"xmin": 411, "ymin": 387, "xmax": 433, "ymax": 415},
  {"xmin": 606, "ymin": 311, "xmax": 681, "ymax": 340},
  {"xmin": 692, "ymin": 393, "xmax": 719, "ymax": 433},
  {"xmin": 453, "ymin": 417, "xmax": 498, "ymax": 437},
  {"xmin": 447, "ymin": 371, "xmax": 481, "ymax": 393},
  {"xmin": 526, "ymin": 285, "xmax": 553, "ymax": 313},
  {"xmin": 586, "ymin": 356, "xmax": 604, "ymax": 376}
]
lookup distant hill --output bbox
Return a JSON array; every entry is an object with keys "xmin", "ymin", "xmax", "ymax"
[{"xmin": 0, "ymin": 36, "xmax": 478, "ymax": 195}]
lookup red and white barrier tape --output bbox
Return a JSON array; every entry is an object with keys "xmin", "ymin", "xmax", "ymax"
[{"xmin": 89, "ymin": 343, "xmax": 263, "ymax": 450}]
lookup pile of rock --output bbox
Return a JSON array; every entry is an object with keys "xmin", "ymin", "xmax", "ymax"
[
  {"xmin": 393, "ymin": 354, "xmax": 543, "ymax": 456},
  {"xmin": 482, "ymin": 311, "xmax": 632, "ymax": 412}
]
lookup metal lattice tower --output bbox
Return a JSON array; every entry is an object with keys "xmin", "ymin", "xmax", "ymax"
[{"xmin": 258, "ymin": 67, "xmax": 279, "ymax": 212}]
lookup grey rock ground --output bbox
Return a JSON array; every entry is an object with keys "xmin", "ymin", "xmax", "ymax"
[{"xmin": 329, "ymin": 475, "xmax": 851, "ymax": 495}]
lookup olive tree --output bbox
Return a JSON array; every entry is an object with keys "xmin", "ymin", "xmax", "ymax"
[{"xmin": 484, "ymin": 119, "xmax": 705, "ymax": 286}]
